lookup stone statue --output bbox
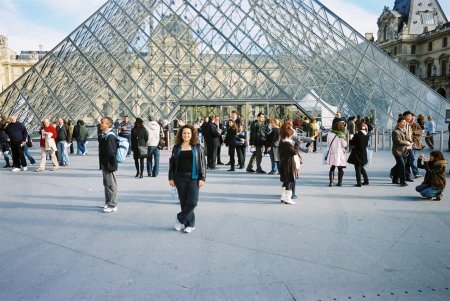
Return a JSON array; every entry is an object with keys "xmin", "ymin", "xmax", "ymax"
[{"xmin": 0, "ymin": 35, "xmax": 8, "ymax": 47}]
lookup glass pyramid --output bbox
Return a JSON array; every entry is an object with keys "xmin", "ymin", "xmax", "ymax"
[{"xmin": 1, "ymin": 0, "xmax": 448, "ymax": 132}]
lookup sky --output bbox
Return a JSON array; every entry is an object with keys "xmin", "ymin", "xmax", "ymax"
[{"xmin": 0, "ymin": 0, "xmax": 449, "ymax": 53}]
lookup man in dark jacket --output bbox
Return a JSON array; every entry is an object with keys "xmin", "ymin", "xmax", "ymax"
[
  {"xmin": 4, "ymin": 116, "xmax": 28, "ymax": 172},
  {"xmin": 99, "ymin": 117, "xmax": 119, "ymax": 213},
  {"xmin": 247, "ymin": 112, "xmax": 268, "ymax": 173},
  {"xmin": 203, "ymin": 116, "xmax": 221, "ymax": 169},
  {"xmin": 56, "ymin": 117, "xmax": 72, "ymax": 166}
]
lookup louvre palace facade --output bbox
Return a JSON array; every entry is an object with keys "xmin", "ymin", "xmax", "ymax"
[{"xmin": 376, "ymin": 0, "xmax": 450, "ymax": 101}]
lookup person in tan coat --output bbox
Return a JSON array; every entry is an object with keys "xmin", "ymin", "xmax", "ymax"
[{"xmin": 391, "ymin": 117, "xmax": 413, "ymax": 186}]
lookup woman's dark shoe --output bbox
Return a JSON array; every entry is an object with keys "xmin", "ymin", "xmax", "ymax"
[
  {"xmin": 355, "ymin": 183, "xmax": 362, "ymax": 187},
  {"xmin": 362, "ymin": 181, "xmax": 369, "ymax": 186},
  {"xmin": 227, "ymin": 169, "xmax": 235, "ymax": 172},
  {"xmin": 139, "ymin": 174, "xmax": 143, "ymax": 178},
  {"xmin": 3, "ymin": 164, "xmax": 11, "ymax": 168},
  {"xmin": 135, "ymin": 172, "xmax": 139, "ymax": 178}
]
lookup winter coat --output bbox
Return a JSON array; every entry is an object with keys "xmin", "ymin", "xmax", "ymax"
[
  {"xmin": 418, "ymin": 159, "xmax": 447, "ymax": 189},
  {"xmin": 411, "ymin": 122, "xmax": 423, "ymax": 150},
  {"xmin": 203, "ymin": 122, "xmax": 221, "ymax": 147},
  {"xmin": 131, "ymin": 126, "xmax": 148, "ymax": 153},
  {"xmin": 249, "ymin": 120, "xmax": 268, "ymax": 146},
  {"xmin": 77, "ymin": 125, "xmax": 88, "ymax": 142},
  {"xmin": 169, "ymin": 144, "xmax": 206, "ymax": 182},
  {"xmin": 145, "ymin": 121, "xmax": 161, "ymax": 147},
  {"xmin": 279, "ymin": 139, "xmax": 298, "ymax": 184},
  {"xmin": 4, "ymin": 122, "xmax": 27, "ymax": 143},
  {"xmin": 392, "ymin": 127, "xmax": 409, "ymax": 157},
  {"xmin": 224, "ymin": 127, "xmax": 237, "ymax": 147},
  {"xmin": 99, "ymin": 129, "xmax": 118, "ymax": 172},
  {"xmin": 327, "ymin": 132, "xmax": 347, "ymax": 167},
  {"xmin": 0, "ymin": 130, "xmax": 10, "ymax": 152},
  {"xmin": 266, "ymin": 127, "xmax": 280, "ymax": 161},
  {"xmin": 347, "ymin": 131, "xmax": 369, "ymax": 166}
]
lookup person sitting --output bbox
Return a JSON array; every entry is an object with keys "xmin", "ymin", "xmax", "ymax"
[{"xmin": 415, "ymin": 151, "xmax": 447, "ymax": 201}]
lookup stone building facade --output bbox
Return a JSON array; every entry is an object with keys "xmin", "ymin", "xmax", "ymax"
[
  {"xmin": 0, "ymin": 35, "xmax": 46, "ymax": 93},
  {"xmin": 376, "ymin": 0, "xmax": 449, "ymax": 100}
]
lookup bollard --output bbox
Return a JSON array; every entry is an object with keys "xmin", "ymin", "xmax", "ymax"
[{"xmin": 374, "ymin": 128, "xmax": 378, "ymax": 152}]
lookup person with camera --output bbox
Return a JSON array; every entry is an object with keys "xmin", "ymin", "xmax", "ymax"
[{"xmin": 416, "ymin": 151, "xmax": 447, "ymax": 200}]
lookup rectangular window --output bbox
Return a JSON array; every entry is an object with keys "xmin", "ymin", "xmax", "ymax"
[
  {"xmin": 411, "ymin": 44, "xmax": 416, "ymax": 54},
  {"xmin": 427, "ymin": 63, "xmax": 433, "ymax": 78},
  {"xmin": 442, "ymin": 60, "xmax": 448, "ymax": 76},
  {"xmin": 421, "ymin": 12, "xmax": 435, "ymax": 25},
  {"xmin": 428, "ymin": 42, "xmax": 433, "ymax": 51},
  {"xmin": 443, "ymin": 37, "xmax": 448, "ymax": 48},
  {"xmin": 409, "ymin": 65, "xmax": 416, "ymax": 75}
]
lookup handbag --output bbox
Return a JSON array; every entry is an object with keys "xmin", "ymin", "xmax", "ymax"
[
  {"xmin": 157, "ymin": 138, "xmax": 166, "ymax": 150},
  {"xmin": 138, "ymin": 145, "xmax": 148, "ymax": 158},
  {"xmin": 26, "ymin": 136, "xmax": 33, "ymax": 147}
]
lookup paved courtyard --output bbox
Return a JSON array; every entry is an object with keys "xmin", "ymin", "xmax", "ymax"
[{"xmin": 0, "ymin": 145, "xmax": 449, "ymax": 301}]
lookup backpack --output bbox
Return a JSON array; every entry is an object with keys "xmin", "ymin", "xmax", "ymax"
[{"xmin": 105, "ymin": 132, "xmax": 129, "ymax": 163}]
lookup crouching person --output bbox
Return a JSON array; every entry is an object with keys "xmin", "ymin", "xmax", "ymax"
[
  {"xmin": 415, "ymin": 151, "xmax": 447, "ymax": 201},
  {"xmin": 99, "ymin": 117, "xmax": 119, "ymax": 213}
]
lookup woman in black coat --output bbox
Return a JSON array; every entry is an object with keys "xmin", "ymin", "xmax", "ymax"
[
  {"xmin": 224, "ymin": 119, "xmax": 238, "ymax": 171},
  {"xmin": 131, "ymin": 118, "xmax": 148, "ymax": 178},
  {"xmin": 347, "ymin": 121, "xmax": 369, "ymax": 186},
  {"xmin": 278, "ymin": 122, "xmax": 299, "ymax": 205}
]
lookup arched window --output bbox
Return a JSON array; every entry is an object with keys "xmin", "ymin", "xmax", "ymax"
[{"xmin": 383, "ymin": 25, "xmax": 388, "ymax": 42}]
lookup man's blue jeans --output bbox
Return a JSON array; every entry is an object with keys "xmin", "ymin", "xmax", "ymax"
[
  {"xmin": 57, "ymin": 141, "xmax": 70, "ymax": 166},
  {"xmin": 147, "ymin": 146, "xmax": 160, "ymax": 177},
  {"xmin": 415, "ymin": 183, "xmax": 442, "ymax": 198}
]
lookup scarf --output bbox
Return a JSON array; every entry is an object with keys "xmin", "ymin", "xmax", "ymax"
[{"xmin": 331, "ymin": 130, "xmax": 345, "ymax": 139}]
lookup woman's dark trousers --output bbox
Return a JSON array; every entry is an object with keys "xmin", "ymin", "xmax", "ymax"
[
  {"xmin": 175, "ymin": 173, "xmax": 199, "ymax": 228},
  {"xmin": 236, "ymin": 145, "xmax": 245, "ymax": 167},
  {"xmin": 354, "ymin": 164, "xmax": 368, "ymax": 185},
  {"xmin": 228, "ymin": 145, "xmax": 236, "ymax": 170}
]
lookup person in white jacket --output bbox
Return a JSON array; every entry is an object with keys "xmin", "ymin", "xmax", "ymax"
[
  {"xmin": 327, "ymin": 118, "xmax": 348, "ymax": 186},
  {"xmin": 145, "ymin": 116, "xmax": 162, "ymax": 177}
]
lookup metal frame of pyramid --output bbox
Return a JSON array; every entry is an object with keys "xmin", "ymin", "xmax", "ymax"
[{"xmin": 1, "ymin": 0, "xmax": 448, "ymax": 132}]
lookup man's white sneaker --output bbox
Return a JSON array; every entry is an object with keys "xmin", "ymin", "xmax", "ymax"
[
  {"xmin": 184, "ymin": 227, "xmax": 195, "ymax": 233},
  {"xmin": 11, "ymin": 168, "xmax": 21, "ymax": 172},
  {"xmin": 21, "ymin": 167, "xmax": 28, "ymax": 171},
  {"xmin": 175, "ymin": 219, "xmax": 185, "ymax": 231},
  {"xmin": 103, "ymin": 206, "xmax": 117, "ymax": 213}
]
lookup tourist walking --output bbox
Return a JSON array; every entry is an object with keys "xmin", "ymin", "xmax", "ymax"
[
  {"xmin": 347, "ymin": 121, "xmax": 369, "ymax": 186},
  {"xmin": 424, "ymin": 115, "xmax": 436, "ymax": 149},
  {"xmin": 0, "ymin": 122, "xmax": 12, "ymax": 168},
  {"xmin": 23, "ymin": 134, "xmax": 36, "ymax": 165},
  {"xmin": 235, "ymin": 124, "xmax": 247, "ymax": 169},
  {"xmin": 131, "ymin": 118, "xmax": 148, "ymax": 178},
  {"xmin": 74, "ymin": 120, "xmax": 89, "ymax": 155},
  {"xmin": 119, "ymin": 115, "xmax": 133, "ymax": 156},
  {"xmin": 391, "ymin": 117, "xmax": 413, "ymax": 187},
  {"xmin": 4, "ymin": 116, "xmax": 28, "ymax": 172},
  {"xmin": 326, "ymin": 118, "xmax": 347, "ymax": 186},
  {"xmin": 56, "ymin": 117, "xmax": 71, "ymax": 166},
  {"xmin": 99, "ymin": 117, "xmax": 119, "ymax": 213},
  {"xmin": 279, "ymin": 123, "xmax": 299, "ymax": 205},
  {"xmin": 266, "ymin": 118, "xmax": 280, "ymax": 174},
  {"xmin": 247, "ymin": 112, "xmax": 268, "ymax": 173},
  {"xmin": 145, "ymin": 116, "xmax": 161, "ymax": 177},
  {"xmin": 224, "ymin": 119, "xmax": 237, "ymax": 171},
  {"xmin": 36, "ymin": 118, "xmax": 59, "ymax": 172},
  {"xmin": 169, "ymin": 124, "xmax": 206, "ymax": 233},
  {"xmin": 415, "ymin": 151, "xmax": 446, "ymax": 200},
  {"xmin": 305, "ymin": 118, "xmax": 319, "ymax": 152}
]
